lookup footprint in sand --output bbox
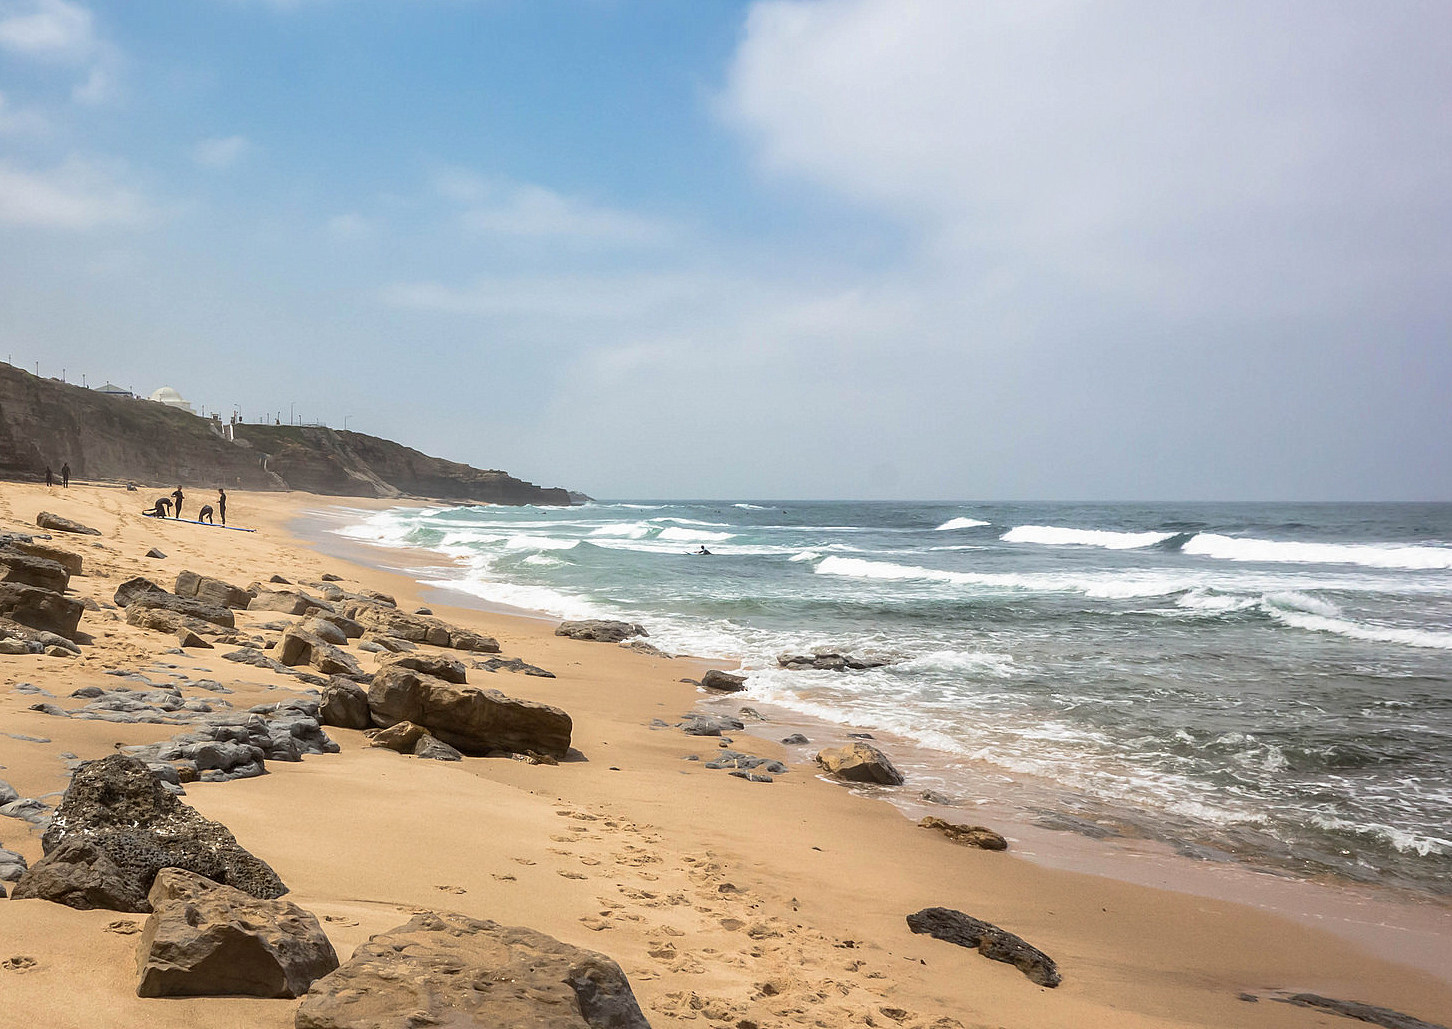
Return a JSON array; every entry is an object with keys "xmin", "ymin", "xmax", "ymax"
[
  {"xmin": 323, "ymin": 915, "xmax": 359, "ymax": 927},
  {"xmin": 557, "ymin": 870, "xmax": 588, "ymax": 880},
  {"xmin": 578, "ymin": 916, "xmax": 614, "ymax": 932},
  {"xmin": 434, "ymin": 885, "xmax": 467, "ymax": 895},
  {"xmin": 104, "ymin": 920, "xmax": 141, "ymax": 935},
  {"xmin": 3, "ymin": 956, "xmax": 38, "ymax": 972},
  {"xmin": 491, "ymin": 873, "xmax": 517, "ymax": 882},
  {"xmin": 510, "ymin": 857, "xmax": 537, "ymax": 866}
]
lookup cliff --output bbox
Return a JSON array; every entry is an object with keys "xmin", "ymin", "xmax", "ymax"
[{"xmin": 0, "ymin": 363, "xmax": 574, "ymax": 505}]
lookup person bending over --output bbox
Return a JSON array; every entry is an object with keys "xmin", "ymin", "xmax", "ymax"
[
  {"xmin": 198, "ymin": 504, "xmax": 214, "ymax": 524},
  {"xmin": 144, "ymin": 497, "xmax": 171, "ymax": 518}
]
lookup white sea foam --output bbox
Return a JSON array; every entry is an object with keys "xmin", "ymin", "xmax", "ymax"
[
  {"xmin": 734, "ymin": 503, "xmax": 768, "ymax": 510},
  {"xmin": 1265, "ymin": 607, "xmax": 1452, "ymax": 650},
  {"xmin": 590, "ymin": 522, "xmax": 651, "ymax": 538},
  {"xmin": 521, "ymin": 554, "xmax": 565, "ymax": 568},
  {"xmin": 789, "ymin": 550, "xmax": 821, "ymax": 563},
  {"xmin": 657, "ymin": 526, "xmax": 734, "ymax": 543},
  {"xmin": 1175, "ymin": 589, "xmax": 1257, "ymax": 613},
  {"xmin": 1002, "ymin": 524, "xmax": 1176, "ymax": 549},
  {"xmin": 934, "ymin": 516, "xmax": 990, "ymax": 531},
  {"xmin": 1183, "ymin": 533, "xmax": 1452, "ymax": 570},
  {"xmin": 894, "ymin": 650, "xmax": 1017, "ymax": 677},
  {"xmin": 813, "ymin": 555, "xmax": 1191, "ymax": 599},
  {"xmin": 503, "ymin": 535, "xmax": 579, "ymax": 552}
]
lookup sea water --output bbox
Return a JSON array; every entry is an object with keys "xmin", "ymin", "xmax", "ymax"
[{"xmin": 335, "ymin": 501, "xmax": 1452, "ymax": 895}]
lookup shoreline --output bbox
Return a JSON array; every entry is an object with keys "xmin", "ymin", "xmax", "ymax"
[
  {"xmin": 299, "ymin": 497, "xmax": 1452, "ymax": 984},
  {"xmin": 2, "ymin": 483, "xmax": 1450, "ymax": 1028}
]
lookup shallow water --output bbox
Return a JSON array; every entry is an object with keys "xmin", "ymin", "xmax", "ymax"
[{"xmin": 334, "ymin": 500, "xmax": 1452, "ymax": 895}]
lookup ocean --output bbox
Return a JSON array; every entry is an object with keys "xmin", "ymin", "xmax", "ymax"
[{"xmin": 334, "ymin": 500, "xmax": 1452, "ymax": 896}]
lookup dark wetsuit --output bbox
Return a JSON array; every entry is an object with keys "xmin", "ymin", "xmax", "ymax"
[
  {"xmin": 218, "ymin": 490, "xmax": 227, "ymax": 527},
  {"xmin": 146, "ymin": 498, "xmax": 170, "ymax": 518},
  {"xmin": 198, "ymin": 505, "xmax": 214, "ymax": 524},
  {"xmin": 60, "ymin": 463, "xmax": 70, "ymax": 487},
  {"xmin": 171, "ymin": 488, "xmax": 184, "ymax": 520}
]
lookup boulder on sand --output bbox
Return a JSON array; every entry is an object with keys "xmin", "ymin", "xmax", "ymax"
[
  {"xmin": 918, "ymin": 816, "xmax": 1007, "ymax": 851},
  {"xmin": 378, "ymin": 651, "xmax": 467, "ymax": 684},
  {"xmin": 10, "ymin": 754, "xmax": 286, "ymax": 912},
  {"xmin": 249, "ymin": 589, "xmax": 330, "ymax": 617},
  {"xmin": 37, "ymin": 511, "xmax": 101, "ymax": 536},
  {"xmin": 276, "ymin": 627, "xmax": 363, "ymax": 678},
  {"xmin": 320, "ymin": 678, "xmax": 371, "ymax": 730},
  {"xmin": 555, "ymin": 619, "xmax": 646, "ymax": 643},
  {"xmin": 115, "ymin": 576, "xmax": 167, "ymax": 608},
  {"xmin": 815, "ymin": 741, "xmax": 905, "ymax": 786},
  {"xmin": 135, "ymin": 868, "xmax": 339, "ymax": 998},
  {"xmin": 295, "ymin": 910, "xmax": 651, "ymax": 1029},
  {"xmin": 124, "ymin": 590, "xmax": 236, "ymax": 629},
  {"xmin": 700, "ymin": 670, "xmax": 747, "ymax": 693},
  {"xmin": 174, "ymin": 570, "xmax": 253, "ymax": 610},
  {"xmin": 0, "ymin": 550, "xmax": 71, "ymax": 593},
  {"xmin": 5, "ymin": 540, "xmax": 83, "ymax": 577},
  {"xmin": 368, "ymin": 665, "xmax": 572, "ymax": 759},
  {"xmin": 906, "ymin": 906, "xmax": 1061, "ymax": 987},
  {"xmin": 0, "ymin": 582, "xmax": 83, "ymax": 638},
  {"xmin": 343, "ymin": 601, "xmax": 499, "ymax": 653}
]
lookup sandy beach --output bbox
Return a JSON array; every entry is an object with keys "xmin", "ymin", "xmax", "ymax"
[{"xmin": 2, "ymin": 481, "xmax": 1450, "ymax": 1029}]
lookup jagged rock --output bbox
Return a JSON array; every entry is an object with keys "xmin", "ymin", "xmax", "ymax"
[
  {"xmin": 125, "ymin": 605, "xmax": 236, "ymax": 641},
  {"xmin": 379, "ymin": 652, "xmax": 467, "ymax": 684},
  {"xmin": 135, "ymin": 868, "xmax": 339, "ymax": 998},
  {"xmin": 37, "ymin": 511, "xmax": 101, "ymax": 536},
  {"xmin": 0, "ymin": 845, "xmax": 27, "ymax": 882},
  {"xmin": 0, "ymin": 549, "xmax": 70, "ymax": 593},
  {"xmin": 300, "ymin": 616, "xmax": 347, "ymax": 645},
  {"xmin": 311, "ymin": 611, "xmax": 364, "ymax": 639},
  {"xmin": 120, "ymin": 700, "xmax": 337, "ymax": 782},
  {"xmin": 815, "ymin": 742, "xmax": 905, "ymax": 786},
  {"xmin": 777, "ymin": 650, "xmax": 891, "ymax": 671},
  {"xmin": 919, "ymin": 816, "xmax": 1007, "ymax": 850},
  {"xmin": 359, "ymin": 589, "xmax": 396, "ymax": 606},
  {"xmin": 249, "ymin": 589, "xmax": 329, "ymax": 616},
  {"xmin": 175, "ymin": 629, "xmax": 214, "ymax": 649},
  {"xmin": 555, "ymin": 619, "xmax": 646, "ymax": 643},
  {"xmin": 414, "ymin": 735, "xmax": 462, "ymax": 761},
  {"xmin": 0, "ymin": 582, "xmax": 83, "ymax": 638},
  {"xmin": 4, "ymin": 540, "xmax": 83, "ymax": 577},
  {"xmin": 144, "ymin": 548, "xmax": 167, "ymax": 559},
  {"xmin": 277, "ymin": 627, "xmax": 363, "ymax": 677},
  {"xmin": 115, "ymin": 576, "xmax": 166, "ymax": 607},
  {"xmin": 360, "ymin": 632, "xmax": 413, "ymax": 653},
  {"xmin": 1, "ymin": 796, "xmax": 52, "ymax": 823},
  {"xmin": 1278, "ymin": 993, "xmax": 1447, "ymax": 1029},
  {"xmin": 371, "ymin": 720, "xmax": 429, "ymax": 753},
  {"xmin": 700, "ymin": 670, "xmax": 747, "ymax": 693},
  {"xmin": 369, "ymin": 665, "xmax": 572, "ymax": 759},
  {"xmin": 781, "ymin": 733, "xmax": 809, "ymax": 745},
  {"xmin": 320, "ymin": 573, "xmax": 343, "ymax": 582},
  {"xmin": 0, "ymin": 779, "xmax": 17, "ymax": 804},
  {"xmin": 294, "ymin": 911, "xmax": 651, "ymax": 1029},
  {"xmin": 906, "ymin": 907, "xmax": 1060, "ymax": 987},
  {"xmin": 10, "ymin": 754, "xmax": 286, "ymax": 912},
  {"xmin": 620, "ymin": 639, "xmax": 668, "ymax": 658},
  {"xmin": 477, "ymin": 656, "xmax": 556, "ymax": 678},
  {"xmin": 320, "ymin": 679, "xmax": 371, "ymax": 729},
  {"xmin": 174, "ymin": 570, "xmax": 253, "ymax": 609},
  {"xmin": 676, "ymin": 713, "xmax": 745, "ymax": 737},
  {"xmin": 0, "ymin": 617, "xmax": 81, "ymax": 654},
  {"xmin": 344, "ymin": 602, "xmax": 499, "ymax": 653},
  {"xmin": 125, "ymin": 590, "xmax": 236, "ymax": 629}
]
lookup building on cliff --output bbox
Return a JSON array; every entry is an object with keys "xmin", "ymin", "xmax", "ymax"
[
  {"xmin": 94, "ymin": 382, "xmax": 134, "ymax": 399},
  {"xmin": 148, "ymin": 386, "xmax": 195, "ymax": 414}
]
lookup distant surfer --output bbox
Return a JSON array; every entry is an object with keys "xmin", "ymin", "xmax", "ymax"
[
  {"xmin": 198, "ymin": 504, "xmax": 214, "ymax": 524},
  {"xmin": 695, "ymin": 546, "xmax": 712, "ymax": 556},
  {"xmin": 171, "ymin": 486, "xmax": 184, "ymax": 520},
  {"xmin": 217, "ymin": 488, "xmax": 227, "ymax": 526},
  {"xmin": 45, "ymin": 466, "xmax": 53, "ymax": 487},
  {"xmin": 61, "ymin": 462, "xmax": 70, "ymax": 488}
]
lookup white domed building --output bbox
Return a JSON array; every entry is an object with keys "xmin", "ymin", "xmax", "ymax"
[{"xmin": 149, "ymin": 386, "xmax": 195, "ymax": 414}]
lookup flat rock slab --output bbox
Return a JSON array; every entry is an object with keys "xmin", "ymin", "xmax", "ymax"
[
  {"xmin": 11, "ymin": 754, "xmax": 286, "ymax": 912},
  {"xmin": 0, "ymin": 550, "xmax": 71, "ymax": 593},
  {"xmin": 815, "ymin": 741, "xmax": 905, "ymax": 786},
  {"xmin": 906, "ymin": 906, "xmax": 1061, "ymax": 987},
  {"xmin": 136, "ymin": 868, "xmax": 338, "ymax": 998},
  {"xmin": 369, "ymin": 665, "xmax": 572, "ymax": 759},
  {"xmin": 1278, "ymin": 993, "xmax": 1449, "ymax": 1029},
  {"xmin": 175, "ymin": 570, "xmax": 253, "ymax": 609},
  {"xmin": 37, "ymin": 511, "xmax": 101, "ymax": 535},
  {"xmin": 294, "ymin": 910, "xmax": 651, "ymax": 1028},
  {"xmin": 919, "ymin": 816, "xmax": 1007, "ymax": 850},
  {"xmin": 555, "ymin": 619, "xmax": 647, "ymax": 643},
  {"xmin": 0, "ymin": 583, "xmax": 83, "ymax": 638}
]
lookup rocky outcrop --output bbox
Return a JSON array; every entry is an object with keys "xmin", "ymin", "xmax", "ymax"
[
  {"xmin": 135, "ymin": 868, "xmax": 339, "ymax": 998},
  {"xmin": 0, "ymin": 549, "xmax": 70, "ymax": 593},
  {"xmin": 777, "ymin": 650, "xmax": 891, "ymax": 671},
  {"xmin": 0, "ymin": 582, "xmax": 83, "ymax": 638},
  {"xmin": 368, "ymin": 665, "xmax": 572, "ymax": 759},
  {"xmin": 700, "ymin": 670, "xmax": 747, "ymax": 693},
  {"xmin": 11, "ymin": 754, "xmax": 285, "ymax": 912},
  {"xmin": 815, "ymin": 742, "xmax": 905, "ymax": 786},
  {"xmin": 36, "ymin": 511, "xmax": 100, "ymax": 535},
  {"xmin": 379, "ymin": 652, "xmax": 467, "ymax": 684},
  {"xmin": 249, "ymin": 589, "xmax": 329, "ymax": 617},
  {"xmin": 294, "ymin": 911, "xmax": 650, "ymax": 1028},
  {"xmin": 905, "ymin": 907, "xmax": 1060, "ymax": 987},
  {"xmin": 118, "ymin": 698, "xmax": 339, "ymax": 782},
  {"xmin": 1277, "ymin": 993, "xmax": 1447, "ymax": 1029},
  {"xmin": 555, "ymin": 620, "xmax": 647, "ymax": 643},
  {"xmin": 918, "ymin": 816, "xmax": 1008, "ymax": 851},
  {"xmin": 342, "ymin": 600, "xmax": 498, "ymax": 653},
  {"xmin": 0, "ymin": 362, "xmax": 576, "ymax": 505},
  {"xmin": 320, "ymin": 679, "xmax": 371, "ymax": 729},
  {"xmin": 174, "ymin": 570, "xmax": 253, "ymax": 609},
  {"xmin": 0, "ymin": 844, "xmax": 27, "ymax": 882},
  {"xmin": 125, "ymin": 590, "xmax": 236, "ymax": 629},
  {"xmin": 0, "ymin": 617, "xmax": 80, "ymax": 655},
  {"xmin": 3, "ymin": 538, "xmax": 83, "ymax": 576},
  {"xmin": 115, "ymin": 576, "xmax": 166, "ymax": 607},
  {"xmin": 276, "ymin": 627, "xmax": 363, "ymax": 678}
]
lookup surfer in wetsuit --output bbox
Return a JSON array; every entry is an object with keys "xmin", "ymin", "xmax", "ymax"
[
  {"xmin": 171, "ymin": 486, "xmax": 184, "ymax": 520},
  {"xmin": 217, "ymin": 488, "xmax": 227, "ymax": 526},
  {"xmin": 696, "ymin": 546, "xmax": 712, "ymax": 556},
  {"xmin": 198, "ymin": 504, "xmax": 214, "ymax": 524},
  {"xmin": 144, "ymin": 497, "xmax": 171, "ymax": 518}
]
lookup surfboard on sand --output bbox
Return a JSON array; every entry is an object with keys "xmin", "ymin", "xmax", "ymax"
[{"xmin": 149, "ymin": 517, "xmax": 256, "ymax": 533}]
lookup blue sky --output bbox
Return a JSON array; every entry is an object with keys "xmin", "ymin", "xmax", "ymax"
[{"xmin": 2, "ymin": 1, "xmax": 1449, "ymax": 500}]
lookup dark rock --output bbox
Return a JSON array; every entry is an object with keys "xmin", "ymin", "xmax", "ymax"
[
  {"xmin": 125, "ymin": 604, "xmax": 236, "ymax": 641},
  {"xmin": 4, "ymin": 539, "xmax": 83, "ymax": 577},
  {"xmin": 311, "ymin": 611, "xmax": 364, "ymax": 639},
  {"xmin": 125, "ymin": 590, "xmax": 236, "ymax": 629},
  {"xmin": 700, "ymin": 669, "xmax": 747, "ymax": 693},
  {"xmin": 371, "ymin": 720, "xmax": 429, "ymax": 753},
  {"xmin": 144, "ymin": 548, "xmax": 167, "ymax": 559},
  {"xmin": 906, "ymin": 907, "xmax": 1060, "ymax": 987},
  {"xmin": 9, "ymin": 838, "xmax": 150, "ymax": 910},
  {"xmin": 221, "ymin": 648, "xmax": 329, "ymax": 686},
  {"xmin": 10, "ymin": 754, "xmax": 286, "ymax": 912},
  {"xmin": 343, "ymin": 601, "xmax": 498, "ymax": 652},
  {"xmin": 249, "ymin": 589, "xmax": 329, "ymax": 617},
  {"xmin": 1277, "ymin": 994, "xmax": 1448, "ymax": 1029},
  {"xmin": 277, "ymin": 627, "xmax": 363, "ymax": 678},
  {"xmin": 380, "ymin": 652, "xmax": 467, "ymax": 684},
  {"xmin": 37, "ymin": 511, "xmax": 101, "ymax": 536},
  {"xmin": 135, "ymin": 868, "xmax": 339, "ymax": 998},
  {"xmin": 781, "ymin": 733, "xmax": 809, "ymax": 745},
  {"xmin": 620, "ymin": 639, "xmax": 669, "ymax": 658},
  {"xmin": 918, "ymin": 789, "xmax": 955, "ymax": 806},
  {"xmin": 414, "ymin": 606, "xmax": 433, "ymax": 615},
  {"xmin": 320, "ymin": 679, "xmax": 371, "ymax": 730},
  {"xmin": 360, "ymin": 632, "xmax": 413, "ymax": 653},
  {"xmin": 175, "ymin": 629, "xmax": 213, "ymax": 650},
  {"xmin": 368, "ymin": 665, "xmax": 572, "ymax": 759},
  {"xmin": 0, "ymin": 549, "xmax": 70, "ymax": 593},
  {"xmin": 114, "ymin": 576, "xmax": 166, "ymax": 607},
  {"xmin": 676, "ymin": 713, "xmax": 745, "ymax": 737},
  {"xmin": 478, "ymin": 656, "xmax": 556, "ymax": 678},
  {"xmin": 29, "ymin": 701, "xmax": 69, "ymax": 717},
  {"xmin": 71, "ymin": 685, "xmax": 104, "ymax": 698},
  {"xmin": 174, "ymin": 570, "xmax": 253, "ymax": 609},
  {"xmin": 815, "ymin": 742, "xmax": 905, "ymax": 786},
  {"xmin": 320, "ymin": 573, "xmax": 343, "ymax": 582},
  {"xmin": 555, "ymin": 619, "xmax": 647, "ymax": 643},
  {"xmin": 294, "ymin": 910, "xmax": 651, "ymax": 1029},
  {"xmin": 0, "ymin": 582, "xmax": 83, "ymax": 638},
  {"xmin": 0, "ymin": 845, "xmax": 27, "ymax": 882},
  {"xmin": 919, "ymin": 816, "xmax": 1007, "ymax": 850},
  {"xmin": 777, "ymin": 650, "xmax": 891, "ymax": 671},
  {"xmin": 414, "ymin": 735, "xmax": 463, "ymax": 762},
  {"xmin": 269, "ymin": 574, "xmax": 291, "ymax": 584}
]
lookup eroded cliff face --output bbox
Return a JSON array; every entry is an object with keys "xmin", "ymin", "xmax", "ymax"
[{"xmin": 0, "ymin": 364, "xmax": 574, "ymax": 505}]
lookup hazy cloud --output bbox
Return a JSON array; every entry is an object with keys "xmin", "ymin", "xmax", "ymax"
[
  {"xmin": 0, "ymin": 157, "xmax": 147, "ymax": 228},
  {"xmin": 433, "ymin": 167, "xmax": 671, "ymax": 245},
  {"xmin": 190, "ymin": 134, "xmax": 251, "ymax": 169},
  {"xmin": 0, "ymin": 0, "xmax": 96, "ymax": 60}
]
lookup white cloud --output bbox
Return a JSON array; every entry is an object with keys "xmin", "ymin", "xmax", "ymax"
[
  {"xmin": 70, "ymin": 63, "xmax": 112, "ymax": 104},
  {"xmin": 190, "ymin": 134, "xmax": 251, "ymax": 169},
  {"xmin": 382, "ymin": 272, "xmax": 715, "ymax": 322},
  {"xmin": 0, "ymin": 157, "xmax": 147, "ymax": 228},
  {"xmin": 0, "ymin": 90, "xmax": 50, "ymax": 134},
  {"xmin": 327, "ymin": 212, "xmax": 371, "ymax": 238},
  {"xmin": 432, "ymin": 167, "xmax": 670, "ymax": 245},
  {"xmin": 0, "ymin": 0, "xmax": 96, "ymax": 59}
]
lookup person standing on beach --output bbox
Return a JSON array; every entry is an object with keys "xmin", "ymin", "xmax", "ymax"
[
  {"xmin": 45, "ymin": 466, "xmax": 53, "ymax": 487},
  {"xmin": 171, "ymin": 486, "xmax": 184, "ymax": 520},
  {"xmin": 60, "ymin": 462, "xmax": 70, "ymax": 488},
  {"xmin": 218, "ymin": 488, "xmax": 227, "ymax": 527}
]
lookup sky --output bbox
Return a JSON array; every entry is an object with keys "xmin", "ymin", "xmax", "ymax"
[{"xmin": 1, "ymin": 0, "xmax": 1448, "ymax": 501}]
